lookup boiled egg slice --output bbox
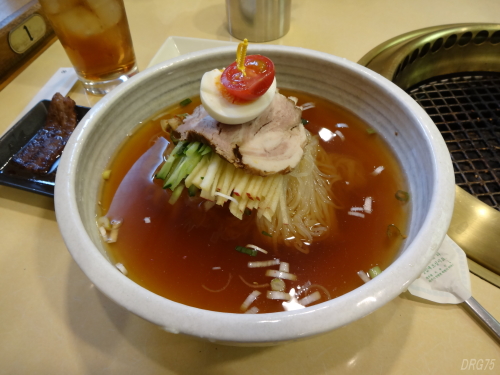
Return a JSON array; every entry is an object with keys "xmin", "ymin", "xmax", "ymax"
[{"xmin": 200, "ymin": 69, "xmax": 276, "ymax": 125}]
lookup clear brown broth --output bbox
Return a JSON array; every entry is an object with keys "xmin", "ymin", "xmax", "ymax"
[{"xmin": 99, "ymin": 90, "xmax": 408, "ymax": 314}]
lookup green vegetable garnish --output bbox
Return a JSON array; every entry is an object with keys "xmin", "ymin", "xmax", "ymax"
[
  {"xmin": 175, "ymin": 142, "xmax": 188, "ymax": 156},
  {"xmin": 179, "ymin": 98, "xmax": 192, "ymax": 107},
  {"xmin": 168, "ymin": 184, "xmax": 184, "ymax": 205},
  {"xmin": 163, "ymin": 152, "xmax": 202, "ymax": 190},
  {"xmin": 156, "ymin": 140, "xmax": 212, "ymax": 191},
  {"xmin": 244, "ymin": 208, "xmax": 252, "ymax": 216},
  {"xmin": 170, "ymin": 135, "xmax": 180, "ymax": 144},
  {"xmin": 270, "ymin": 278, "xmax": 285, "ymax": 291},
  {"xmin": 368, "ymin": 266, "xmax": 382, "ymax": 279},
  {"xmin": 395, "ymin": 190, "xmax": 410, "ymax": 202},
  {"xmin": 366, "ymin": 128, "xmax": 377, "ymax": 134},
  {"xmin": 387, "ymin": 224, "xmax": 407, "ymax": 239},
  {"xmin": 178, "ymin": 113, "xmax": 189, "ymax": 118},
  {"xmin": 156, "ymin": 141, "xmax": 186, "ymax": 180},
  {"xmin": 188, "ymin": 184, "xmax": 199, "ymax": 197},
  {"xmin": 185, "ymin": 142, "xmax": 201, "ymax": 157},
  {"xmin": 262, "ymin": 231, "xmax": 272, "ymax": 237},
  {"xmin": 200, "ymin": 144, "xmax": 212, "ymax": 156},
  {"xmin": 235, "ymin": 246, "xmax": 258, "ymax": 256},
  {"xmin": 102, "ymin": 170, "xmax": 111, "ymax": 180},
  {"xmin": 301, "ymin": 118, "xmax": 309, "ymax": 125}
]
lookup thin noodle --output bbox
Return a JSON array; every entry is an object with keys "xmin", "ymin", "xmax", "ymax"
[
  {"xmin": 238, "ymin": 275, "xmax": 270, "ymax": 289},
  {"xmin": 256, "ymin": 132, "xmax": 349, "ymax": 251},
  {"xmin": 307, "ymin": 283, "xmax": 332, "ymax": 300},
  {"xmin": 202, "ymin": 273, "xmax": 232, "ymax": 292}
]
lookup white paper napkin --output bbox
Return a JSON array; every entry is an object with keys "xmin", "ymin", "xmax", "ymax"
[{"xmin": 408, "ymin": 235, "xmax": 472, "ymax": 304}]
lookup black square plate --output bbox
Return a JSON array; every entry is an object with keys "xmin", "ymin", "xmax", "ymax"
[{"xmin": 0, "ymin": 100, "xmax": 90, "ymax": 197}]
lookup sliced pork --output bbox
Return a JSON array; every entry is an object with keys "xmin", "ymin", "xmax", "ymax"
[{"xmin": 173, "ymin": 93, "xmax": 307, "ymax": 176}]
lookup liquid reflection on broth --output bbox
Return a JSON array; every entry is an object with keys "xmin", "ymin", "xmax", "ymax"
[{"xmin": 98, "ymin": 90, "xmax": 409, "ymax": 314}]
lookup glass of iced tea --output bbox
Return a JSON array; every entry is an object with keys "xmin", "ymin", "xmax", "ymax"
[{"xmin": 39, "ymin": 0, "xmax": 138, "ymax": 95}]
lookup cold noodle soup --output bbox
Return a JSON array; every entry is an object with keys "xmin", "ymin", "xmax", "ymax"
[{"xmin": 97, "ymin": 90, "xmax": 409, "ymax": 314}]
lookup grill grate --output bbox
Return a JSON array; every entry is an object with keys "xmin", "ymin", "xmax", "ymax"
[{"xmin": 409, "ymin": 73, "xmax": 500, "ymax": 210}]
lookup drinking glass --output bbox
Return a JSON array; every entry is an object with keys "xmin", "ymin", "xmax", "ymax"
[{"xmin": 39, "ymin": 0, "xmax": 138, "ymax": 95}]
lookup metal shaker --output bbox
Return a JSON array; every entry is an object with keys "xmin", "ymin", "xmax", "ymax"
[{"xmin": 226, "ymin": 0, "xmax": 291, "ymax": 42}]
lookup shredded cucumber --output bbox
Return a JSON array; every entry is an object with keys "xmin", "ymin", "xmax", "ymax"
[
  {"xmin": 156, "ymin": 141, "xmax": 186, "ymax": 179},
  {"xmin": 185, "ymin": 141, "xmax": 201, "ymax": 157},
  {"xmin": 164, "ymin": 153, "xmax": 202, "ymax": 190},
  {"xmin": 157, "ymin": 140, "xmax": 211, "ymax": 193},
  {"xmin": 168, "ymin": 184, "xmax": 184, "ymax": 204},
  {"xmin": 156, "ymin": 139, "xmax": 283, "ymax": 223},
  {"xmin": 200, "ymin": 144, "xmax": 212, "ymax": 156}
]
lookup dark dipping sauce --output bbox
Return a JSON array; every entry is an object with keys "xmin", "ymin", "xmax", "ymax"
[{"xmin": 99, "ymin": 90, "xmax": 409, "ymax": 314}]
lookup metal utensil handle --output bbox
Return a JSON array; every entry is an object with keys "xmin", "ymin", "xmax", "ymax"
[{"xmin": 464, "ymin": 297, "xmax": 500, "ymax": 342}]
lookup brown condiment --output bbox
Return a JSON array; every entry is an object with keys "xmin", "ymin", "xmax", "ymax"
[{"xmin": 11, "ymin": 93, "xmax": 77, "ymax": 174}]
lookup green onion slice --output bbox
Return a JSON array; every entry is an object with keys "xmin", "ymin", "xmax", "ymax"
[
  {"xmin": 179, "ymin": 98, "xmax": 192, "ymax": 107},
  {"xmin": 235, "ymin": 246, "xmax": 258, "ymax": 256},
  {"xmin": 262, "ymin": 231, "xmax": 272, "ymax": 237},
  {"xmin": 395, "ymin": 190, "xmax": 410, "ymax": 202},
  {"xmin": 301, "ymin": 118, "xmax": 309, "ymax": 125},
  {"xmin": 368, "ymin": 266, "xmax": 382, "ymax": 279},
  {"xmin": 188, "ymin": 184, "xmax": 199, "ymax": 197},
  {"xmin": 366, "ymin": 128, "xmax": 377, "ymax": 134},
  {"xmin": 387, "ymin": 224, "xmax": 407, "ymax": 239},
  {"xmin": 270, "ymin": 278, "xmax": 286, "ymax": 292}
]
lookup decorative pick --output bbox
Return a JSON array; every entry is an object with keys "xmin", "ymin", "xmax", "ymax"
[{"xmin": 236, "ymin": 39, "xmax": 249, "ymax": 76}]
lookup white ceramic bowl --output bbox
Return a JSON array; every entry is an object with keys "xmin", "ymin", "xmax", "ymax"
[{"xmin": 55, "ymin": 45, "xmax": 454, "ymax": 345}]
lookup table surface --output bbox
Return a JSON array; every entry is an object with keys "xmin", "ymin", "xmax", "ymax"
[{"xmin": 1, "ymin": 1, "xmax": 500, "ymax": 374}]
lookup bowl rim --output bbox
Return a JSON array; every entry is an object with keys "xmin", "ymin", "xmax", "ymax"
[{"xmin": 55, "ymin": 45, "xmax": 455, "ymax": 344}]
